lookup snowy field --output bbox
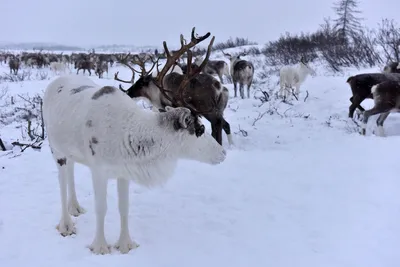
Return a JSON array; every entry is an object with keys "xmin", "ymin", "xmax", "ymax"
[{"xmin": 1, "ymin": 47, "xmax": 400, "ymax": 267}]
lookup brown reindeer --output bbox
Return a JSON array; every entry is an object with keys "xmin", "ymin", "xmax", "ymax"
[
  {"xmin": 95, "ymin": 61, "xmax": 108, "ymax": 78},
  {"xmin": 114, "ymin": 28, "xmax": 233, "ymax": 146},
  {"xmin": 222, "ymin": 51, "xmax": 254, "ymax": 99},
  {"xmin": 75, "ymin": 59, "xmax": 95, "ymax": 75},
  {"xmin": 361, "ymin": 80, "xmax": 400, "ymax": 136},
  {"xmin": 346, "ymin": 73, "xmax": 400, "ymax": 118},
  {"xmin": 8, "ymin": 57, "xmax": 20, "ymax": 74}
]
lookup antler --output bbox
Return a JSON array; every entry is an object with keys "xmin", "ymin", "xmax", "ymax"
[
  {"xmin": 153, "ymin": 27, "xmax": 216, "ymax": 114},
  {"xmin": 114, "ymin": 53, "xmax": 137, "ymax": 91},
  {"xmin": 114, "ymin": 53, "xmax": 162, "ymax": 91},
  {"xmin": 130, "ymin": 54, "xmax": 160, "ymax": 77},
  {"xmin": 221, "ymin": 50, "xmax": 231, "ymax": 58}
]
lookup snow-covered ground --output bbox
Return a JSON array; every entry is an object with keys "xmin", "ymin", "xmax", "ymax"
[{"xmin": 1, "ymin": 48, "xmax": 400, "ymax": 267}]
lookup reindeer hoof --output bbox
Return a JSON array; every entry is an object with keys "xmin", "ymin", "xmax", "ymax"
[{"xmin": 195, "ymin": 125, "xmax": 205, "ymax": 137}]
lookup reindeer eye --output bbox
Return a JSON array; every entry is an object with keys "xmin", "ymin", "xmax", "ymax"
[{"xmin": 185, "ymin": 117, "xmax": 191, "ymax": 125}]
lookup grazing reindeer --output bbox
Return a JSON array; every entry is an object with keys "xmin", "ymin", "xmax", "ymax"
[
  {"xmin": 75, "ymin": 60, "xmax": 95, "ymax": 75},
  {"xmin": 361, "ymin": 80, "xmax": 400, "ymax": 136},
  {"xmin": 193, "ymin": 56, "xmax": 230, "ymax": 83},
  {"xmin": 95, "ymin": 61, "xmax": 108, "ymax": 78},
  {"xmin": 383, "ymin": 62, "xmax": 400, "ymax": 73},
  {"xmin": 222, "ymin": 51, "xmax": 254, "ymax": 99},
  {"xmin": 115, "ymin": 28, "xmax": 233, "ymax": 146},
  {"xmin": 346, "ymin": 73, "xmax": 400, "ymax": 118},
  {"xmin": 8, "ymin": 57, "xmax": 20, "ymax": 75},
  {"xmin": 278, "ymin": 57, "xmax": 316, "ymax": 100}
]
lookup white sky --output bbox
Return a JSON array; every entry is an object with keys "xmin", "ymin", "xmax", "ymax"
[{"xmin": 1, "ymin": 0, "xmax": 398, "ymax": 48}]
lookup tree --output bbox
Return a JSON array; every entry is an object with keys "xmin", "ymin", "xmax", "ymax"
[
  {"xmin": 332, "ymin": 0, "xmax": 364, "ymax": 44},
  {"xmin": 376, "ymin": 19, "xmax": 400, "ymax": 62}
]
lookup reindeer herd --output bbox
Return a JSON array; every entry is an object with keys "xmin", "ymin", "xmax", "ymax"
[
  {"xmin": 2, "ymin": 27, "xmax": 400, "ymax": 142},
  {"xmin": 2, "ymin": 26, "xmax": 400, "ymax": 255}
]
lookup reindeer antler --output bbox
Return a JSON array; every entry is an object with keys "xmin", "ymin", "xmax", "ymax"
[
  {"xmin": 153, "ymin": 27, "xmax": 215, "ymax": 114},
  {"xmin": 114, "ymin": 53, "xmax": 136, "ymax": 91}
]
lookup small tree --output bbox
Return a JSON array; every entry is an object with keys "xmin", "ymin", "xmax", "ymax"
[{"xmin": 332, "ymin": 0, "xmax": 364, "ymax": 44}]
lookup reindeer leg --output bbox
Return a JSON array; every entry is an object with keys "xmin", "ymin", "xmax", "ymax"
[
  {"xmin": 375, "ymin": 112, "xmax": 390, "ymax": 137},
  {"xmin": 67, "ymin": 161, "xmax": 86, "ymax": 217},
  {"xmin": 362, "ymin": 105, "xmax": 392, "ymax": 135},
  {"xmin": 114, "ymin": 178, "xmax": 138, "ymax": 253},
  {"xmin": 233, "ymin": 81, "xmax": 238, "ymax": 98},
  {"xmin": 247, "ymin": 81, "xmax": 252, "ymax": 99},
  {"xmin": 218, "ymin": 73, "xmax": 224, "ymax": 84},
  {"xmin": 222, "ymin": 118, "xmax": 233, "ymax": 146},
  {"xmin": 239, "ymin": 84, "xmax": 244, "ymax": 99},
  {"xmin": 215, "ymin": 118, "xmax": 223, "ymax": 145},
  {"xmin": 210, "ymin": 122, "xmax": 218, "ymax": 142},
  {"xmin": 349, "ymin": 95, "xmax": 363, "ymax": 119}
]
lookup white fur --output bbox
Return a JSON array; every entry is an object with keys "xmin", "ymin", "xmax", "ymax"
[
  {"xmin": 43, "ymin": 75, "xmax": 226, "ymax": 254},
  {"xmin": 279, "ymin": 62, "xmax": 316, "ymax": 99},
  {"xmin": 50, "ymin": 62, "xmax": 69, "ymax": 75},
  {"xmin": 371, "ymin": 84, "xmax": 378, "ymax": 94}
]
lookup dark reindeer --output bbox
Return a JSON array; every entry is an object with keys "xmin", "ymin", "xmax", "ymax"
[
  {"xmin": 383, "ymin": 62, "xmax": 400, "ymax": 73},
  {"xmin": 222, "ymin": 51, "xmax": 254, "ymax": 99},
  {"xmin": 361, "ymin": 80, "xmax": 400, "ymax": 136},
  {"xmin": 346, "ymin": 73, "xmax": 400, "ymax": 118},
  {"xmin": 75, "ymin": 60, "xmax": 95, "ymax": 75},
  {"xmin": 114, "ymin": 28, "xmax": 233, "ymax": 146},
  {"xmin": 95, "ymin": 61, "xmax": 108, "ymax": 78},
  {"xmin": 8, "ymin": 57, "xmax": 20, "ymax": 74}
]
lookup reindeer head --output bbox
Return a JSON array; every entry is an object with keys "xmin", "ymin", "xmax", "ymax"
[
  {"xmin": 114, "ymin": 27, "xmax": 215, "ymax": 137},
  {"xmin": 222, "ymin": 51, "xmax": 246, "ymax": 64},
  {"xmin": 299, "ymin": 56, "xmax": 316, "ymax": 77}
]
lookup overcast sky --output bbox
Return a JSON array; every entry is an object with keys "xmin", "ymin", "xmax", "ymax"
[{"xmin": 1, "ymin": 0, "xmax": 398, "ymax": 48}]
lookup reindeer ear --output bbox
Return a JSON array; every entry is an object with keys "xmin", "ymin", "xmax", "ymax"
[{"xmin": 165, "ymin": 106, "xmax": 174, "ymax": 112}]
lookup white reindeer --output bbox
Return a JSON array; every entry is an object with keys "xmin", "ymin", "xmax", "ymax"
[
  {"xmin": 42, "ymin": 75, "xmax": 226, "ymax": 255},
  {"xmin": 279, "ymin": 58, "xmax": 316, "ymax": 100},
  {"xmin": 49, "ymin": 62, "xmax": 69, "ymax": 76}
]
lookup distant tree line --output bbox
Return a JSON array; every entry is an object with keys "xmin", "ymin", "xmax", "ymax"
[{"xmin": 262, "ymin": 0, "xmax": 400, "ymax": 72}]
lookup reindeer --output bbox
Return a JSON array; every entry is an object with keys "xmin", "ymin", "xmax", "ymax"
[
  {"xmin": 361, "ymin": 80, "xmax": 400, "ymax": 136},
  {"xmin": 193, "ymin": 56, "xmax": 230, "ymax": 83},
  {"xmin": 222, "ymin": 51, "xmax": 254, "ymax": 99},
  {"xmin": 114, "ymin": 28, "xmax": 233, "ymax": 146},
  {"xmin": 95, "ymin": 61, "xmax": 109, "ymax": 78},
  {"xmin": 50, "ymin": 62, "xmax": 69, "ymax": 75},
  {"xmin": 278, "ymin": 57, "xmax": 316, "ymax": 100},
  {"xmin": 383, "ymin": 62, "xmax": 400, "ymax": 73},
  {"xmin": 346, "ymin": 73, "xmax": 400, "ymax": 118},
  {"xmin": 75, "ymin": 60, "xmax": 95, "ymax": 75},
  {"xmin": 8, "ymin": 56, "xmax": 20, "ymax": 75}
]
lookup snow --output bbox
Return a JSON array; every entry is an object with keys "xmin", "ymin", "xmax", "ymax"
[{"xmin": 1, "ymin": 48, "xmax": 400, "ymax": 267}]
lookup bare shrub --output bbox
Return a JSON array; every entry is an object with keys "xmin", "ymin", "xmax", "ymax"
[
  {"xmin": 0, "ymin": 92, "xmax": 46, "ymax": 151},
  {"xmin": 0, "ymin": 70, "xmax": 32, "ymax": 83},
  {"xmin": 213, "ymin": 37, "xmax": 258, "ymax": 50},
  {"xmin": 376, "ymin": 18, "xmax": 400, "ymax": 62}
]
